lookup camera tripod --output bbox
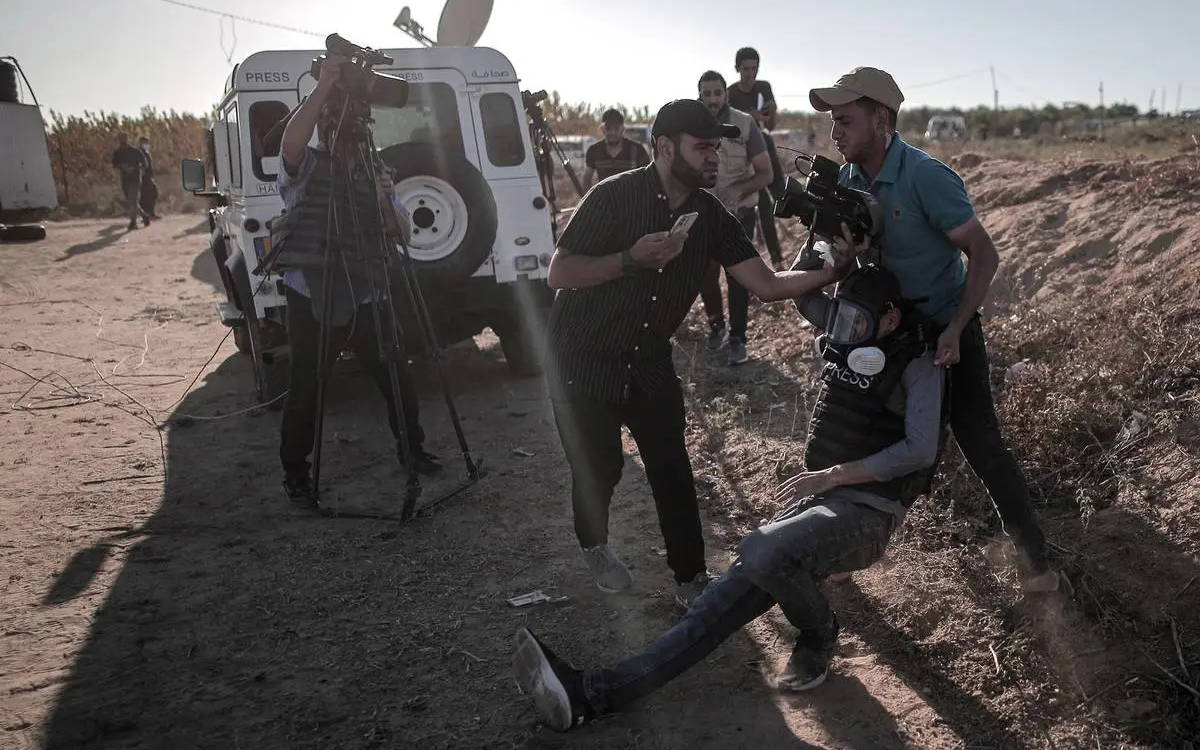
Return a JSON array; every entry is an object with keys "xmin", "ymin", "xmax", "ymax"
[
  {"xmin": 267, "ymin": 95, "xmax": 483, "ymax": 520},
  {"xmin": 522, "ymin": 90, "xmax": 584, "ymax": 234}
]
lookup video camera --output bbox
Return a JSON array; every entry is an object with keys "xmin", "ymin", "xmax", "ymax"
[
  {"xmin": 310, "ymin": 34, "xmax": 409, "ymax": 109},
  {"xmin": 774, "ymin": 153, "xmax": 882, "ymax": 245}
]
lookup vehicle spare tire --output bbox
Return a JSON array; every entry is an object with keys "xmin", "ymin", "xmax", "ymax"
[{"xmin": 379, "ymin": 142, "xmax": 497, "ymax": 282}]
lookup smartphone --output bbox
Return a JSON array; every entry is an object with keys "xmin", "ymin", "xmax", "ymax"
[{"xmin": 670, "ymin": 212, "xmax": 699, "ymax": 236}]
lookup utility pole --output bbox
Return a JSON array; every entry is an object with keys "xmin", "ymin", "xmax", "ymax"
[
  {"xmin": 1098, "ymin": 80, "xmax": 1105, "ymax": 139},
  {"xmin": 989, "ymin": 65, "xmax": 999, "ymax": 136},
  {"xmin": 1148, "ymin": 89, "xmax": 1155, "ymax": 116},
  {"xmin": 1176, "ymin": 83, "xmax": 1183, "ymax": 116},
  {"xmin": 1162, "ymin": 87, "xmax": 1168, "ymax": 115}
]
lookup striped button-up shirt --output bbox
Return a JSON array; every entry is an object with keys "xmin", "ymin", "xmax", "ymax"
[{"xmin": 547, "ymin": 165, "xmax": 758, "ymax": 403}]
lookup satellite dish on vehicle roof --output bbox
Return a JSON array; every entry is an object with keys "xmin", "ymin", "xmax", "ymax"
[
  {"xmin": 436, "ymin": 0, "xmax": 493, "ymax": 46},
  {"xmin": 397, "ymin": 6, "xmax": 411, "ymax": 26}
]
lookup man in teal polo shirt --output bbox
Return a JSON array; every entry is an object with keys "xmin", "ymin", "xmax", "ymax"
[{"xmin": 807, "ymin": 67, "xmax": 1067, "ymax": 595}]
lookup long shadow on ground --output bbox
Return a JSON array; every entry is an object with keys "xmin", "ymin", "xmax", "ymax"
[{"xmin": 55, "ymin": 224, "xmax": 129, "ymax": 263}]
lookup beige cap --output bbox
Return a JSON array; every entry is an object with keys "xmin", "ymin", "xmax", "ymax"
[{"xmin": 809, "ymin": 67, "xmax": 904, "ymax": 112}]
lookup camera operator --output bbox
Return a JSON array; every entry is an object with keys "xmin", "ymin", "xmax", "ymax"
[
  {"xmin": 808, "ymin": 67, "xmax": 1066, "ymax": 594},
  {"xmin": 545, "ymin": 99, "xmax": 851, "ymax": 610},
  {"xmin": 275, "ymin": 55, "xmax": 439, "ymax": 504}
]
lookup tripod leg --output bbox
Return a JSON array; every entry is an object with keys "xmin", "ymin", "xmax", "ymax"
[
  {"xmin": 310, "ymin": 186, "xmax": 342, "ymax": 505},
  {"xmin": 342, "ymin": 150, "xmax": 423, "ymax": 516}
]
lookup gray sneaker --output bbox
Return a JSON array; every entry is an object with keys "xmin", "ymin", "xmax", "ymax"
[
  {"xmin": 706, "ymin": 322, "xmax": 728, "ymax": 350},
  {"xmin": 674, "ymin": 570, "xmax": 713, "ymax": 611},
  {"xmin": 581, "ymin": 544, "xmax": 632, "ymax": 593},
  {"xmin": 728, "ymin": 337, "xmax": 749, "ymax": 366}
]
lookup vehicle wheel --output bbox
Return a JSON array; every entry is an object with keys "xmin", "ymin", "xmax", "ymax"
[
  {"xmin": 379, "ymin": 142, "xmax": 497, "ymax": 283},
  {"xmin": 0, "ymin": 224, "xmax": 47, "ymax": 242},
  {"xmin": 493, "ymin": 304, "xmax": 549, "ymax": 376}
]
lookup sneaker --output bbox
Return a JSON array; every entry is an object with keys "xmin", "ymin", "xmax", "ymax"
[
  {"xmin": 775, "ymin": 617, "xmax": 838, "ymax": 692},
  {"xmin": 141, "ymin": 215, "xmax": 151, "ymax": 227},
  {"xmin": 728, "ymin": 337, "xmax": 749, "ymax": 366},
  {"xmin": 513, "ymin": 627, "xmax": 595, "ymax": 731},
  {"xmin": 127, "ymin": 220, "xmax": 137, "ymax": 231},
  {"xmin": 674, "ymin": 570, "xmax": 713, "ymax": 611},
  {"xmin": 581, "ymin": 544, "xmax": 632, "ymax": 593},
  {"xmin": 399, "ymin": 447, "xmax": 443, "ymax": 476},
  {"xmin": 706, "ymin": 321, "xmax": 728, "ymax": 351},
  {"xmin": 282, "ymin": 473, "xmax": 314, "ymax": 505}
]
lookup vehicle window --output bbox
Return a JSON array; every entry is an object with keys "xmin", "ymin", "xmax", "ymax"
[
  {"xmin": 371, "ymin": 82, "xmax": 464, "ymax": 159},
  {"xmin": 249, "ymin": 100, "xmax": 290, "ymax": 182},
  {"xmin": 479, "ymin": 92, "xmax": 525, "ymax": 167},
  {"xmin": 226, "ymin": 104, "xmax": 242, "ymax": 188}
]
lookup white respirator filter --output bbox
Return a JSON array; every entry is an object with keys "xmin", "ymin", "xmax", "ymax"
[{"xmin": 847, "ymin": 346, "xmax": 886, "ymax": 376}]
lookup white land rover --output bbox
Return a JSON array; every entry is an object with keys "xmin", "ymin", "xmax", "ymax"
[{"xmin": 182, "ymin": 45, "xmax": 556, "ymax": 402}]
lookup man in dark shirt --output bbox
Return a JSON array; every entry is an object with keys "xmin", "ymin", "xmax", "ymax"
[
  {"xmin": 137, "ymin": 137, "xmax": 159, "ymax": 219},
  {"xmin": 582, "ymin": 109, "xmax": 650, "ymax": 187},
  {"xmin": 727, "ymin": 47, "xmax": 786, "ymax": 270},
  {"xmin": 546, "ymin": 99, "xmax": 850, "ymax": 610},
  {"xmin": 111, "ymin": 133, "xmax": 150, "ymax": 230}
]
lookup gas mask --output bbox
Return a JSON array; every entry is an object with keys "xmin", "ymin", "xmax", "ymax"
[{"xmin": 817, "ymin": 266, "xmax": 901, "ymax": 377}]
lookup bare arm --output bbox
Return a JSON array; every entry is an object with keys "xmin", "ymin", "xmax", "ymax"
[
  {"xmin": 280, "ymin": 56, "xmax": 345, "ymax": 174},
  {"xmin": 582, "ymin": 166, "xmax": 595, "ymax": 188},
  {"xmin": 935, "ymin": 215, "xmax": 999, "ymax": 364},
  {"xmin": 728, "ymin": 151, "xmax": 773, "ymax": 205},
  {"xmin": 725, "ymin": 257, "xmax": 839, "ymax": 302}
]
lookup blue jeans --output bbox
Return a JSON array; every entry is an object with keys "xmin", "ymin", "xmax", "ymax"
[{"xmin": 582, "ymin": 497, "xmax": 896, "ymax": 713}]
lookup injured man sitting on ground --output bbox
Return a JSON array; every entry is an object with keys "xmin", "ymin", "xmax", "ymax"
[{"xmin": 513, "ymin": 263, "xmax": 949, "ymax": 731}]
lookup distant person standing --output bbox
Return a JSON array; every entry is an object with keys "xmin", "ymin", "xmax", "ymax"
[
  {"xmin": 697, "ymin": 70, "xmax": 773, "ymax": 366},
  {"xmin": 137, "ymin": 136, "xmax": 159, "ymax": 219},
  {"xmin": 727, "ymin": 47, "xmax": 786, "ymax": 271},
  {"xmin": 582, "ymin": 109, "xmax": 650, "ymax": 187},
  {"xmin": 111, "ymin": 133, "xmax": 149, "ymax": 230}
]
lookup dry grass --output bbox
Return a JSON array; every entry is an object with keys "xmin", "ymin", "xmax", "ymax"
[{"xmin": 46, "ymin": 108, "xmax": 210, "ymax": 217}]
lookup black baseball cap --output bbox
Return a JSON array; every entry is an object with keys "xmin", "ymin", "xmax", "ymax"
[
  {"xmin": 601, "ymin": 108, "xmax": 624, "ymax": 125},
  {"xmin": 651, "ymin": 99, "xmax": 740, "ymax": 140}
]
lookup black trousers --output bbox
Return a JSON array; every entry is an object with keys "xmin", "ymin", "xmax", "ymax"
[
  {"xmin": 950, "ymin": 315, "xmax": 1048, "ymax": 573},
  {"xmin": 279, "ymin": 286, "xmax": 424, "ymax": 478},
  {"xmin": 139, "ymin": 179, "xmax": 158, "ymax": 217},
  {"xmin": 700, "ymin": 206, "xmax": 758, "ymax": 341},
  {"xmin": 551, "ymin": 377, "xmax": 705, "ymax": 584}
]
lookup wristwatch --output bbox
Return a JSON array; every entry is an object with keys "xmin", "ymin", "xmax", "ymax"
[{"xmin": 620, "ymin": 248, "xmax": 637, "ymax": 277}]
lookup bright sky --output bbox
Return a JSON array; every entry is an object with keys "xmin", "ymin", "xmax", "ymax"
[{"xmin": 4, "ymin": 0, "xmax": 1198, "ymax": 120}]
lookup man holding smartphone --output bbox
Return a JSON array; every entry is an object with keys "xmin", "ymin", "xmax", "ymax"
[
  {"xmin": 546, "ymin": 99, "xmax": 849, "ymax": 609},
  {"xmin": 727, "ymin": 47, "xmax": 786, "ymax": 271}
]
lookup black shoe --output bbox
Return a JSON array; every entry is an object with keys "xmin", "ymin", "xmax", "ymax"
[
  {"xmin": 728, "ymin": 337, "xmax": 749, "ymax": 366},
  {"xmin": 513, "ymin": 627, "xmax": 594, "ymax": 731},
  {"xmin": 399, "ymin": 448, "xmax": 442, "ymax": 476},
  {"xmin": 774, "ymin": 615, "xmax": 838, "ymax": 692},
  {"xmin": 127, "ymin": 221, "xmax": 137, "ymax": 231},
  {"xmin": 142, "ymin": 215, "xmax": 151, "ymax": 227},
  {"xmin": 282, "ymin": 473, "xmax": 314, "ymax": 505}
]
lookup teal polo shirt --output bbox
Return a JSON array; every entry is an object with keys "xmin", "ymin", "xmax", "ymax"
[{"xmin": 839, "ymin": 135, "xmax": 973, "ymax": 325}]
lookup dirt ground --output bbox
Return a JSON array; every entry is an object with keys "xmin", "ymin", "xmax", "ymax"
[{"xmin": 2, "ymin": 150, "xmax": 1198, "ymax": 749}]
